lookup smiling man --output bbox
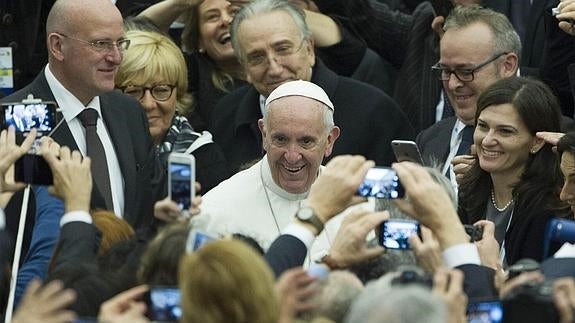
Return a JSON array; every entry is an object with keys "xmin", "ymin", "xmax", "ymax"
[{"xmin": 197, "ymin": 80, "xmax": 346, "ymax": 255}]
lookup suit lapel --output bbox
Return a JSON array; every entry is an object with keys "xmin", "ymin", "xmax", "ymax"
[{"xmin": 100, "ymin": 94, "xmax": 137, "ymax": 220}]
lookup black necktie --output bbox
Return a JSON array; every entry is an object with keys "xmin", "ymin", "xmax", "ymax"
[
  {"xmin": 456, "ymin": 125, "xmax": 474, "ymax": 156},
  {"xmin": 78, "ymin": 108, "xmax": 113, "ymax": 211}
]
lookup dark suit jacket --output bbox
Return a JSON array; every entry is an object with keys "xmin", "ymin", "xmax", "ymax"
[
  {"xmin": 483, "ymin": 0, "xmax": 546, "ymax": 77},
  {"xmin": 0, "ymin": 70, "xmax": 156, "ymax": 229},
  {"xmin": 314, "ymin": 0, "xmax": 442, "ymax": 134},
  {"xmin": 415, "ymin": 116, "xmax": 456, "ymax": 167},
  {"xmin": 265, "ymin": 234, "xmax": 307, "ymax": 278},
  {"xmin": 209, "ymin": 60, "xmax": 415, "ymax": 173}
]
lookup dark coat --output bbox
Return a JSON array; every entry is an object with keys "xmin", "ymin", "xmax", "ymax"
[{"xmin": 208, "ymin": 60, "xmax": 415, "ymax": 173}]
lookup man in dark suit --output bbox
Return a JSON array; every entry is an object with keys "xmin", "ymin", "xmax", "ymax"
[
  {"xmin": 416, "ymin": 6, "xmax": 520, "ymax": 184},
  {"xmin": 0, "ymin": 0, "xmax": 156, "ymax": 305},
  {"xmin": 209, "ymin": 0, "xmax": 414, "ymax": 173}
]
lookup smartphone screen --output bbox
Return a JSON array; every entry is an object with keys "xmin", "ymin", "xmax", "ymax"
[
  {"xmin": 1, "ymin": 102, "xmax": 56, "ymax": 133},
  {"xmin": 467, "ymin": 300, "xmax": 503, "ymax": 323},
  {"xmin": 185, "ymin": 229, "xmax": 217, "ymax": 252},
  {"xmin": 146, "ymin": 287, "xmax": 182, "ymax": 322},
  {"xmin": 380, "ymin": 219, "xmax": 420, "ymax": 249},
  {"xmin": 357, "ymin": 167, "xmax": 405, "ymax": 199},
  {"xmin": 169, "ymin": 161, "xmax": 193, "ymax": 210}
]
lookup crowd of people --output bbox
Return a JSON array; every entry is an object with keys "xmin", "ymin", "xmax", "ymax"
[{"xmin": 3, "ymin": 0, "xmax": 575, "ymax": 322}]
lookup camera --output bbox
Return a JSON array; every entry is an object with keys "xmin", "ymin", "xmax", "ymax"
[
  {"xmin": 144, "ymin": 286, "xmax": 182, "ymax": 322},
  {"xmin": 467, "ymin": 300, "xmax": 503, "ymax": 323},
  {"xmin": 503, "ymin": 259, "xmax": 559, "ymax": 322},
  {"xmin": 0, "ymin": 101, "xmax": 58, "ymax": 185},
  {"xmin": 391, "ymin": 266, "xmax": 433, "ymax": 289},
  {"xmin": 379, "ymin": 219, "xmax": 421, "ymax": 250},
  {"xmin": 464, "ymin": 224, "xmax": 483, "ymax": 242},
  {"xmin": 357, "ymin": 166, "xmax": 405, "ymax": 199}
]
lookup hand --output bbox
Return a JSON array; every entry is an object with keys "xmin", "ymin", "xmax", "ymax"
[
  {"xmin": 499, "ymin": 271, "xmax": 544, "ymax": 299},
  {"xmin": 12, "ymin": 279, "xmax": 77, "ymax": 323},
  {"xmin": 98, "ymin": 285, "xmax": 150, "ymax": 323},
  {"xmin": 41, "ymin": 139, "xmax": 92, "ymax": 213},
  {"xmin": 554, "ymin": 277, "xmax": 575, "ymax": 323},
  {"xmin": 392, "ymin": 162, "xmax": 468, "ymax": 249},
  {"xmin": 556, "ymin": 0, "xmax": 575, "ymax": 36},
  {"xmin": 306, "ymin": 155, "xmax": 374, "ymax": 223},
  {"xmin": 409, "ymin": 226, "xmax": 444, "ymax": 274},
  {"xmin": 451, "ymin": 154, "xmax": 475, "ymax": 185},
  {"xmin": 275, "ymin": 267, "xmax": 317, "ymax": 323},
  {"xmin": 0, "ymin": 127, "xmax": 37, "ymax": 194},
  {"xmin": 473, "ymin": 220, "xmax": 500, "ymax": 270},
  {"xmin": 328, "ymin": 210, "xmax": 387, "ymax": 269},
  {"xmin": 432, "ymin": 269, "xmax": 467, "ymax": 323}
]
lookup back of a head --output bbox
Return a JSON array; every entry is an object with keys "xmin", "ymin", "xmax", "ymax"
[
  {"xmin": 138, "ymin": 223, "xmax": 188, "ymax": 286},
  {"xmin": 345, "ymin": 283, "xmax": 446, "ymax": 323},
  {"xmin": 179, "ymin": 239, "xmax": 279, "ymax": 323},
  {"xmin": 91, "ymin": 210, "xmax": 135, "ymax": 256},
  {"xmin": 443, "ymin": 5, "xmax": 521, "ymax": 62},
  {"xmin": 115, "ymin": 29, "xmax": 191, "ymax": 113},
  {"xmin": 230, "ymin": 0, "xmax": 312, "ymax": 63},
  {"xmin": 310, "ymin": 271, "xmax": 364, "ymax": 323}
]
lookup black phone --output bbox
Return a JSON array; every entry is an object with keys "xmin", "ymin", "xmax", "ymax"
[
  {"xmin": 467, "ymin": 300, "xmax": 503, "ymax": 323},
  {"xmin": 14, "ymin": 154, "xmax": 53, "ymax": 185},
  {"xmin": 357, "ymin": 167, "xmax": 405, "ymax": 199},
  {"xmin": 379, "ymin": 219, "xmax": 421, "ymax": 250},
  {"xmin": 391, "ymin": 140, "xmax": 424, "ymax": 164},
  {"xmin": 0, "ymin": 102, "xmax": 57, "ymax": 134},
  {"xmin": 464, "ymin": 224, "xmax": 484, "ymax": 242},
  {"xmin": 144, "ymin": 286, "xmax": 182, "ymax": 322}
]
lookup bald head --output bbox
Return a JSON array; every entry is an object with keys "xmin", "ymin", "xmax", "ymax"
[{"xmin": 47, "ymin": 0, "xmax": 122, "ymax": 35}]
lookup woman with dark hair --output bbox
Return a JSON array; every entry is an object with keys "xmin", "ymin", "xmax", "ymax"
[{"xmin": 458, "ymin": 76, "xmax": 570, "ymax": 266}]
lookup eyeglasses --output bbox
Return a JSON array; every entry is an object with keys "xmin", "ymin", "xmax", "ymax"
[
  {"xmin": 120, "ymin": 84, "xmax": 176, "ymax": 101},
  {"xmin": 55, "ymin": 32, "xmax": 131, "ymax": 53},
  {"xmin": 431, "ymin": 52, "xmax": 509, "ymax": 82},
  {"xmin": 245, "ymin": 38, "xmax": 307, "ymax": 68}
]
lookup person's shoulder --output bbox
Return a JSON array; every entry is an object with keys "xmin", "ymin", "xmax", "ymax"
[{"xmin": 203, "ymin": 162, "xmax": 260, "ymax": 198}]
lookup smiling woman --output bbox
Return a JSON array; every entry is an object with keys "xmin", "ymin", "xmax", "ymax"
[
  {"xmin": 458, "ymin": 76, "xmax": 570, "ymax": 266},
  {"xmin": 115, "ymin": 29, "xmax": 231, "ymax": 193}
]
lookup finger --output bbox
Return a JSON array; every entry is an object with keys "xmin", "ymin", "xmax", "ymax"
[
  {"xmin": 357, "ymin": 211, "xmax": 389, "ymax": 234},
  {"xmin": 194, "ymin": 181, "xmax": 202, "ymax": 195},
  {"xmin": 433, "ymin": 270, "xmax": 448, "ymax": 293},
  {"xmin": 393, "ymin": 198, "xmax": 416, "ymax": 218},
  {"xmin": 474, "ymin": 220, "xmax": 495, "ymax": 237},
  {"xmin": 555, "ymin": 289, "xmax": 574, "ymax": 323},
  {"xmin": 59, "ymin": 146, "xmax": 72, "ymax": 161},
  {"xmin": 446, "ymin": 269, "xmax": 464, "ymax": 296},
  {"xmin": 70, "ymin": 149, "xmax": 83, "ymax": 162},
  {"xmin": 19, "ymin": 129, "xmax": 37, "ymax": 153},
  {"xmin": 470, "ymin": 144, "xmax": 477, "ymax": 155},
  {"xmin": 362, "ymin": 245, "xmax": 386, "ymax": 259},
  {"xmin": 408, "ymin": 232, "xmax": 423, "ymax": 251}
]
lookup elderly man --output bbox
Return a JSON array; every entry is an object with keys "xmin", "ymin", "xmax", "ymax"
[
  {"xmin": 197, "ymin": 80, "xmax": 370, "ymax": 258},
  {"xmin": 209, "ymin": 0, "xmax": 414, "ymax": 173}
]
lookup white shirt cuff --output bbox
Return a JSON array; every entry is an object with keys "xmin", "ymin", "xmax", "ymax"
[
  {"xmin": 60, "ymin": 210, "xmax": 92, "ymax": 227},
  {"xmin": 282, "ymin": 222, "xmax": 316, "ymax": 250},
  {"xmin": 442, "ymin": 243, "xmax": 481, "ymax": 268},
  {"xmin": 0, "ymin": 208, "xmax": 5, "ymax": 230}
]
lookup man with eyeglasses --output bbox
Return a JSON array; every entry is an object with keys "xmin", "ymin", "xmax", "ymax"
[
  {"xmin": 0, "ymin": 0, "xmax": 157, "ymax": 305},
  {"xmin": 415, "ymin": 5, "xmax": 521, "ymax": 190},
  {"xmin": 208, "ymin": 0, "xmax": 414, "ymax": 174}
]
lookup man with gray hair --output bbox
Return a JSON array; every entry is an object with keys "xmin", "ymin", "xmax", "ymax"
[
  {"xmin": 209, "ymin": 0, "xmax": 414, "ymax": 173},
  {"xmin": 196, "ymin": 80, "xmax": 372, "ymax": 258}
]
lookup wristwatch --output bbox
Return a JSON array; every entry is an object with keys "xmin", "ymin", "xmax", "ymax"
[{"xmin": 295, "ymin": 206, "xmax": 324, "ymax": 233}]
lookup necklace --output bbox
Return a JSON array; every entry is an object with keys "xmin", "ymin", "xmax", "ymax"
[
  {"xmin": 491, "ymin": 190, "xmax": 514, "ymax": 212},
  {"xmin": 260, "ymin": 162, "xmax": 283, "ymax": 234}
]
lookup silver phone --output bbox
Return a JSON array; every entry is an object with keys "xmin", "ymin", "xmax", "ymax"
[
  {"xmin": 391, "ymin": 140, "xmax": 423, "ymax": 164},
  {"xmin": 168, "ymin": 153, "xmax": 195, "ymax": 210}
]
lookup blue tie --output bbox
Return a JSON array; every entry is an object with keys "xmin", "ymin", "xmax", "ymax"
[{"xmin": 456, "ymin": 125, "xmax": 474, "ymax": 156}]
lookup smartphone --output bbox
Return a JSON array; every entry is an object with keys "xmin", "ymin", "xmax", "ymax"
[
  {"xmin": 464, "ymin": 224, "xmax": 484, "ymax": 242},
  {"xmin": 185, "ymin": 229, "xmax": 217, "ymax": 253},
  {"xmin": 0, "ymin": 102, "xmax": 57, "ymax": 134},
  {"xmin": 391, "ymin": 140, "xmax": 423, "ymax": 164},
  {"xmin": 168, "ymin": 153, "xmax": 195, "ymax": 210},
  {"xmin": 379, "ymin": 219, "xmax": 421, "ymax": 250},
  {"xmin": 467, "ymin": 300, "xmax": 503, "ymax": 323},
  {"xmin": 14, "ymin": 153, "xmax": 53, "ymax": 185},
  {"xmin": 144, "ymin": 286, "xmax": 182, "ymax": 322},
  {"xmin": 357, "ymin": 167, "xmax": 405, "ymax": 199}
]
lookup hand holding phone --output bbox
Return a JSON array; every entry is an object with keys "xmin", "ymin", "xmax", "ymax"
[
  {"xmin": 168, "ymin": 153, "xmax": 195, "ymax": 211},
  {"xmin": 357, "ymin": 167, "xmax": 405, "ymax": 199},
  {"xmin": 379, "ymin": 219, "xmax": 421, "ymax": 250}
]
